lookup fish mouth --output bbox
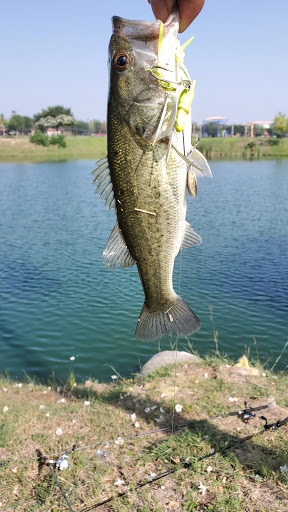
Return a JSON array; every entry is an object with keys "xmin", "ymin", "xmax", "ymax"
[{"xmin": 112, "ymin": 11, "xmax": 179, "ymax": 41}]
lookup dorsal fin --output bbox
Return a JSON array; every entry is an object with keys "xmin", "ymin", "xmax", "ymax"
[{"xmin": 91, "ymin": 156, "xmax": 116, "ymax": 210}]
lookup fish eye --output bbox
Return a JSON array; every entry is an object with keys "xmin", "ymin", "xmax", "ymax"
[{"xmin": 113, "ymin": 53, "xmax": 130, "ymax": 72}]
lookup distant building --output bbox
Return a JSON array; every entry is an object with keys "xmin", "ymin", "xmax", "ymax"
[
  {"xmin": 47, "ymin": 128, "xmax": 62, "ymax": 136},
  {"xmin": 202, "ymin": 116, "xmax": 227, "ymax": 137},
  {"xmin": 249, "ymin": 121, "xmax": 272, "ymax": 137}
]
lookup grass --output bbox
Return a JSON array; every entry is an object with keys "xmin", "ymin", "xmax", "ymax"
[
  {"xmin": 197, "ymin": 136, "xmax": 288, "ymax": 160},
  {"xmin": 0, "ymin": 135, "xmax": 106, "ymax": 163},
  {"xmin": 1, "ymin": 135, "xmax": 288, "ymax": 163},
  {"xmin": 1, "ymin": 354, "xmax": 288, "ymax": 511}
]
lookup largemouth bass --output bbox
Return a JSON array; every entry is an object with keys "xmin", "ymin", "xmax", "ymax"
[{"xmin": 92, "ymin": 11, "xmax": 212, "ymax": 342}]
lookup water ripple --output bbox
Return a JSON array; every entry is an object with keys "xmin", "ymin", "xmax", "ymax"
[{"xmin": 0, "ymin": 159, "xmax": 287, "ymax": 380}]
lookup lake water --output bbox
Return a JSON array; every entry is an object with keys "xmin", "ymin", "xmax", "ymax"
[{"xmin": 0, "ymin": 159, "xmax": 287, "ymax": 382}]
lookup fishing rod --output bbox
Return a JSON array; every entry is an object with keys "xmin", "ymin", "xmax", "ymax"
[{"xmin": 80, "ymin": 415, "xmax": 288, "ymax": 512}]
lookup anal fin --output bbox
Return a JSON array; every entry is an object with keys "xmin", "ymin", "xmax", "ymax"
[{"xmin": 181, "ymin": 221, "xmax": 202, "ymax": 250}]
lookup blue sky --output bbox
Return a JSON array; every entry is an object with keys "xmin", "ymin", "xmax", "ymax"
[{"xmin": 1, "ymin": 0, "xmax": 287, "ymax": 124}]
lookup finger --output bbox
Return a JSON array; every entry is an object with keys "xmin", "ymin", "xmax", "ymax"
[
  {"xmin": 148, "ymin": 0, "xmax": 176, "ymax": 23},
  {"xmin": 178, "ymin": 0, "xmax": 205, "ymax": 32}
]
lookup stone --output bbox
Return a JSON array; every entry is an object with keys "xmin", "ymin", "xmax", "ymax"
[{"xmin": 140, "ymin": 350, "xmax": 201, "ymax": 377}]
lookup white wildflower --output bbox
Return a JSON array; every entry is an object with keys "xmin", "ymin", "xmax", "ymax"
[
  {"xmin": 59, "ymin": 398, "xmax": 66, "ymax": 403},
  {"xmin": 204, "ymin": 372, "xmax": 209, "ymax": 379},
  {"xmin": 55, "ymin": 428, "xmax": 63, "ymax": 436},
  {"xmin": 226, "ymin": 364, "xmax": 230, "ymax": 368},
  {"xmin": 228, "ymin": 396, "xmax": 239, "ymax": 402},
  {"xmin": 134, "ymin": 421, "xmax": 140, "ymax": 428},
  {"xmin": 160, "ymin": 407, "xmax": 165, "ymax": 413},
  {"xmin": 175, "ymin": 404, "xmax": 183, "ymax": 413},
  {"xmin": 280, "ymin": 465, "xmax": 288, "ymax": 474},
  {"xmin": 84, "ymin": 400, "xmax": 90, "ymax": 406},
  {"xmin": 70, "ymin": 356, "xmax": 75, "ymax": 361},
  {"xmin": 2, "ymin": 388, "xmax": 7, "ymax": 392},
  {"xmin": 150, "ymin": 405, "xmax": 157, "ymax": 410},
  {"xmin": 73, "ymin": 382, "xmax": 77, "ymax": 387},
  {"xmin": 12, "ymin": 467, "xmax": 18, "ymax": 473},
  {"xmin": 198, "ymin": 481, "xmax": 207, "ymax": 495},
  {"xmin": 161, "ymin": 485, "xmax": 165, "ymax": 489},
  {"xmin": 195, "ymin": 379, "xmax": 199, "ymax": 384},
  {"xmin": 144, "ymin": 407, "xmax": 151, "ymax": 413},
  {"xmin": 43, "ymin": 390, "xmax": 47, "ymax": 394},
  {"xmin": 154, "ymin": 415, "xmax": 165, "ymax": 423},
  {"xmin": 46, "ymin": 413, "xmax": 50, "ymax": 417},
  {"xmin": 115, "ymin": 437, "xmax": 124, "ymax": 446},
  {"xmin": 160, "ymin": 393, "xmax": 165, "ymax": 398},
  {"xmin": 207, "ymin": 465, "xmax": 213, "ymax": 473},
  {"xmin": 111, "ymin": 375, "xmax": 118, "ymax": 381},
  {"xmin": 39, "ymin": 405, "xmax": 45, "ymax": 410},
  {"xmin": 130, "ymin": 413, "xmax": 137, "ymax": 422},
  {"xmin": 262, "ymin": 372, "xmax": 266, "ymax": 377},
  {"xmin": 114, "ymin": 479, "xmax": 125, "ymax": 487},
  {"xmin": 3, "ymin": 406, "xmax": 8, "ymax": 413},
  {"xmin": 148, "ymin": 472, "xmax": 157, "ymax": 481}
]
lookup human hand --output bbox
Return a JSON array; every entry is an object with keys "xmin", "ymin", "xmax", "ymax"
[{"xmin": 148, "ymin": 0, "xmax": 205, "ymax": 32}]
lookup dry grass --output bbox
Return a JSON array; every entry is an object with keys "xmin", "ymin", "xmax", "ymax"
[{"xmin": 0, "ymin": 357, "xmax": 288, "ymax": 511}]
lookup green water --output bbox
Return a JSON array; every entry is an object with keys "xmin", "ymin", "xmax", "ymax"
[{"xmin": 0, "ymin": 159, "xmax": 287, "ymax": 382}]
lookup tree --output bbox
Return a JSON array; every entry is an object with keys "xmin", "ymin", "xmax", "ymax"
[
  {"xmin": 6, "ymin": 114, "xmax": 34, "ymax": 135},
  {"xmin": 22, "ymin": 116, "xmax": 34, "ymax": 134},
  {"xmin": 33, "ymin": 105, "xmax": 73, "ymax": 123},
  {"xmin": 273, "ymin": 112, "xmax": 288, "ymax": 138},
  {"xmin": 0, "ymin": 113, "xmax": 7, "ymax": 126},
  {"xmin": 35, "ymin": 114, "xmax": 75, "ymax": 133},
  {"xmin": 70, "ymin": 121, "xmax": 91, "ymax": 135},
  {"xmin": 35, "ymin": 116, "xmax": 57, "ymax": 132},
  {"xmin": 6, "ymin": 115, "xmax": 24, "ymax": 134},
  {"xmin": 203, "ymin": 122, "xmax": 219, "ymax": 137},
  {"xmin": 54, "ymin": 114, "xmax": 76, "ymax": 131},
  {"xmin": 90, "ymin": 119, "xmax": 102, "ymax": 134}
]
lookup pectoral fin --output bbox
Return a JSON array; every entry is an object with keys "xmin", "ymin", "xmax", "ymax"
[
  {"xmin": 188, "ymin": 147, "xmax": 213, "ymax": 178},
  {"xmin": 172, "ymin": 144, "xmax": 213, "ymax": 178},
  {"xmin": 103, "ymin": 221, "xmax": 136, "ymax": 269},
  {"xmin": 91, "ymin": 156, "xmax": 116, "ymax": 210}
]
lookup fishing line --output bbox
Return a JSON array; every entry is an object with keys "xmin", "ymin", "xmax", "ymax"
[{"xmin": 80, "ymin": 415, "xmax": 288, "ymax": 512}]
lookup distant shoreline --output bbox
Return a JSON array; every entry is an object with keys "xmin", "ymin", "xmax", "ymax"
[{"xmin": 0, "ymin": 135, "xmax": 288, "ymax": 163}]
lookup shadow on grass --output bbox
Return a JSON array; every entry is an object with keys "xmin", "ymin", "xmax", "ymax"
[{"xmin": 67, "ymin": 381, "xmax": 288, "ymax": 481}]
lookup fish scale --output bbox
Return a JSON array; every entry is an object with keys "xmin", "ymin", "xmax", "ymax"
[{"xmin": 92, "ymin": 10, "xmax": 212, "ymax": 341}]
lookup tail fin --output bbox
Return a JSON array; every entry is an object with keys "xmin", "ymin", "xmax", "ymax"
[{"xmin": 135, "ymin": 295, "xmax": 200, "ymax": 342}]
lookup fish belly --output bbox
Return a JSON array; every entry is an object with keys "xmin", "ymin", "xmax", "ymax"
[{"xmin": 108, "ymin": 117, "xmax": 200, "ymax": 341}]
